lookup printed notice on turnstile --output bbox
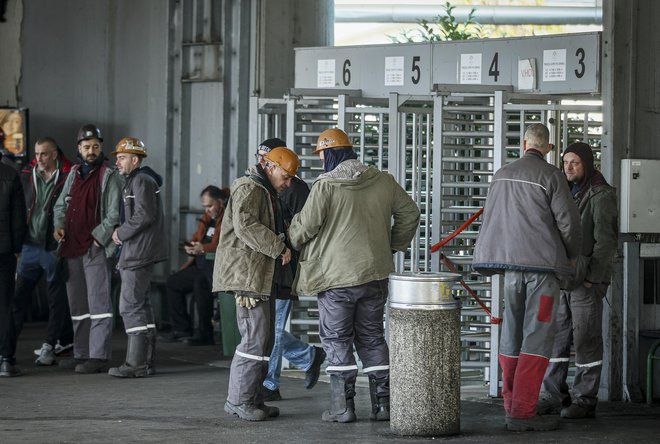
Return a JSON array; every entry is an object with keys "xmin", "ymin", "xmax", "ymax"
[
  {"xmin": 317, "ymin": 59, "xmax": 336, "ymax": 88},
  {"xmin": 518, "ymin": 58, "xmax": 536, "ymax": 91},
  {"xmin": 542, "ymin": 49, "xmax": 566, "ymax": 82},
  {"xmin": 384, "ymin": 56, "xmax": 405, "ymax": 86},
  {"xmin": 459, "ymin": 53, "xmax": 482, "ymax": 84}
]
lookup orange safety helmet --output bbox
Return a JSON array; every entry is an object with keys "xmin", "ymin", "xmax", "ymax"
[
  {"xmin": 112, "ymin": 137, "xmax": 148, "ymax": 158},
  {"xmin": 313, "ymin": 128, "xmax": 353, "ymax": 153},
  {"xmin": 263, "ymin": 147, "xmax": 300, "ymax": 176}
]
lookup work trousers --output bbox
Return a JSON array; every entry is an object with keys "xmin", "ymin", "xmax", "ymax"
[
  {"xmin": 317, "ymin": 279, "xmax": 390, "ymax": 398},
  {"xmin": 227, "ymin": 293, "xmax": 275, "ymax": 406},
  {"xmin": 0, "ymin": 253, "xmax": 17, "ymax": 359},
  {"xmin": 499, "ymin": 271, "xmax": 559, "ymax": 419},
  {"xmin": 540, "ymin": 283, "xmax": 607, "ymax": 408},
  {"xmin": 13, "ymin": 244, "xmax": 72, "ymax": 346},
  {"xmin": 165, "ymin": 264, "xmax": 213, "ymax": 337},
  {"xmin": 119, "ymin": 264, "xmax": 156, "ymax": 335},
  {"xmin": 65, "ymin": 244, "xmax": 113, "ymax": 360}
]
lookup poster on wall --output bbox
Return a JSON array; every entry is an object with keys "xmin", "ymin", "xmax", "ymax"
[{"xmin": 0, "ymin": 108, "xmax": 28, "ymax": 159}]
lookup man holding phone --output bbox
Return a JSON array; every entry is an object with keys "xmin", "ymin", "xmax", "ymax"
[{"xmin": 160, "ymin": 185, "xmax": 229, "ymax": 345}]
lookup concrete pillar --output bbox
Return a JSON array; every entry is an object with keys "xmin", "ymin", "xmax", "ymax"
[{"xmin": 389, "ymin": 272, "xmax": 462, "ymax": 436}]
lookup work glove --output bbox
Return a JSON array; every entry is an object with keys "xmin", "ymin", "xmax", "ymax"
[{"xmin": 235, "ymin": 295, "xmax": 258, "ymax": 309}]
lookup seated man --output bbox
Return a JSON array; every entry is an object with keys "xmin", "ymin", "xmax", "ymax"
[{"xmin": 160, "ymin": 185, "xmax": 229, "ymax": 346}]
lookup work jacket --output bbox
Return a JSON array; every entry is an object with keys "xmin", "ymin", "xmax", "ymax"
[
  {"xmin": 53, "ymin": 160, "xmax": 123, "ymax": 258},
  {"xmin": 289, "ymin": 160, "xmax": 420, "ymax": 296},
  {"xmin": 472, "ymin": 150, "xmax": 582, "ymax": 277},
  {"xmin": 567, "ymin": 171, "xmax": 618, "ymax": 287},
  {"xmin": 212, "ymin": 165, "xmax": 286, "ymax": 297},
  {"xmin": 115, "ymin": 166, "xmax": 168, "ymax": 270}
]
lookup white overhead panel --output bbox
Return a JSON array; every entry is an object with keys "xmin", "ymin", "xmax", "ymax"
[
  {"xmin": 294, "ymin": 32, "xmax": 600, "ymax": 97},
  {"xmin": 295, "ymin": 43, "xmax": 432, "ymax": 98},
  {"xmin": 432, "ymin": 32, "xmax": 600, "ymax": 94}
]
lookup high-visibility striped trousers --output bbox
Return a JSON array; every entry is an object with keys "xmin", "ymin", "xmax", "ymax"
[
  {"xmin": 65, "ymin": 245, "xmax": 113, "ymax": 361},
  {"xmin": 227, "ymin": 294, "xmax": 275, "ymax": 406},
  {"xmin": 317, "ymin": 279, "xmax": 390, "ymax": 399},
  {"xmin": 118, "ymin": 264, "xmax": 156, "ymax": 336},
  {"xmin": 541, "ymin": 283, "xmax": 608, "ymax": 408}
]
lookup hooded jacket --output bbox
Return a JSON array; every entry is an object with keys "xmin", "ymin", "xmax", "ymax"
[
  {"xmin": 472, "ymin": 150, "xmax": 582, "ymax": 277},
  {"xmin": 565, "ymin": 170, "xmax": 618, "ymax": 287},
  {"xmin": 288, "ymin": 159, "xmax": 420, "ymax": 296},
  {"xmin": 115, "ymin": 166, "xmax": 168, "ymax": 270},
  {"xmin": 212, "ymin": 165, "xmax": 287, "ymax": 297}
]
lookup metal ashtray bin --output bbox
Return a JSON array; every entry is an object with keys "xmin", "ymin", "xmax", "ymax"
[{"xmin": 389, "ymin": 271, "xmax": 462, "ymax": 437}]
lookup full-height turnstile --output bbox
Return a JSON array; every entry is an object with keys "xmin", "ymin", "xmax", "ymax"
[{"xmin": 249, "ymin": 32, "xmax": 603, "ymax": 396}]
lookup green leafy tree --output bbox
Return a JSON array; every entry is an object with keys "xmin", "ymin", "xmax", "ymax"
[{"xmin": 389, "ymin": 2, "xmax": 482, "ymax": 43}]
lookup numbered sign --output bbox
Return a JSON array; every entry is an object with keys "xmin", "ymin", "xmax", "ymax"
[
  {"xmin": 432, "ymin": 32, "xmax": 599, "ymax": 94},
  {"xmin": 295, "ymin": 32, "xmax": 600, "ymax": 96},
  {"xmin": 295, "ymin": 43, "xmax": 432, "ymax": 98}
]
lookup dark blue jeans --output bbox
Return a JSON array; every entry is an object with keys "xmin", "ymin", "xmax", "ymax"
[{"xmin": 263, "ymin": 299, "xmax": 315, "ymax": 391}]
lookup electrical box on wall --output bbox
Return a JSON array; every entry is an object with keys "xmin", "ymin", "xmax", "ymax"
[{"xmin": 620, "ymin": 159, "xmax": 660, "ymax": 233}]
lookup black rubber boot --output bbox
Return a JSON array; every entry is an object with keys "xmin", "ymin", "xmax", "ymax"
[
  {"xmin": 108, "ymin": 334, "xmax": 149, "ymax": 378},
  {"xmin": 321, "ymin": 374, "xmax": 356, "ymax": 423},
  {"xmin": 368, "ymin": 375, "xmax": 390, "ymax": 421},
  {"xmin": 146, "ymin": 330, "xmax": 156, "ymax": 376}
]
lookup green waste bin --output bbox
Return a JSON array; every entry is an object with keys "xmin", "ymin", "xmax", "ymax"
[{"xmin": 217, "ymin": 292, "xmax": 241, "ymax": 357}]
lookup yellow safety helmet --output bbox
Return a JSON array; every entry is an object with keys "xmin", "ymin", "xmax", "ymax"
[
  {"xmin": 112, "ymin": 137, "xmax": 147, "ymax": 158},
  {"xmin": 264, "ymin": 147, "xmax": 300, "ymax": 176},
  {"xmin": 313, "ymin": 128, "xmax": 353, "ymax": 153}
]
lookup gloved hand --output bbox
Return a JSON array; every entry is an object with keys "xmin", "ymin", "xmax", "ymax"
[{"xmin": 235, "ymin": 295, "xmax": 258, "ymax": 309}]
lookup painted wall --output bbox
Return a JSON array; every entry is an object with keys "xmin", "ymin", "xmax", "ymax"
[
  {"xmin": 20, "ymin": 0, "xmax": 168, "ymax": 178},
  {"xmin": 0, "ymin": 0, "xmax": 21, "ymax": 107}
]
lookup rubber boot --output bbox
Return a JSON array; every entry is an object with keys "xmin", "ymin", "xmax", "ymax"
[
  {"xmin": 499, "ymin": 353, "xmax": 518, "ymax": 416},
  {"xmin": 146, "ymin": 329, "xmax": 156, "ymax": 376},
  {"xmin": 368, "ymin": 375, "xmax": 390, "ymax": 421},
  {"xmin": 321, "ymin": 374, "xmax": 356, "ymax": 423},
  {"xmin": 108, "ymin": 334, "xmax": 149, "ymax": 378}
]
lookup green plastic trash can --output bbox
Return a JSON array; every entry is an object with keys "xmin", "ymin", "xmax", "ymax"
[{"xmin": 217, "ymin": 292, "xmax": 241, "ymax": 357}]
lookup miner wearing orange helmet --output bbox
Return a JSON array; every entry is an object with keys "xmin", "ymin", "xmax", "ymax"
[
  {"xmin": 289, "ymin": 128, "xmax": 420, "ymax": 423},
  {"xmin": 108, "ymin": 137, "xmax": 167, "ymax": 378},
  {"xmin": 213, "ymin": 142, "xmax": 300, "ymax": 421}
]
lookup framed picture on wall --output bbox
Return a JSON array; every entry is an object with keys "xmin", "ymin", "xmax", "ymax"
[{"xmin": 0, "ymin": 107, "xmax": 28, "ymax": 158}]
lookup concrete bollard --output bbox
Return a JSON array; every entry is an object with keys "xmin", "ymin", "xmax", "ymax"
[{"xmin": 389, "ymin": 272, "xmax": 462, "ymax": 437}]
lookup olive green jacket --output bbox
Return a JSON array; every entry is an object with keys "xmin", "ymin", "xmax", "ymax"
[
  {"xmin": 289, "ymin": 162, "xmax": 420, "ymax": 296},
  {"xmin": 566, "ymin": 177, "xmax": 618, "ymax": 288},
  {"xmin": 212, "ymin": 168, "xmax": 286, "ymax": 297}
]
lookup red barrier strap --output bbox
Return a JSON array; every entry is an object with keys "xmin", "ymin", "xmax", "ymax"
[
  {"xmin": 431, "ymin": 208, "xmax": 502, "ymax": 325},
  {"xmin": 430, "ymin": 208, "xmax": 483, "ymax": 253}
]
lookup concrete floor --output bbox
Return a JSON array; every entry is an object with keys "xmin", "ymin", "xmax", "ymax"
[{"xmin": 1, "ymin": 323, "xmax": 659, "ymax": 443}]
